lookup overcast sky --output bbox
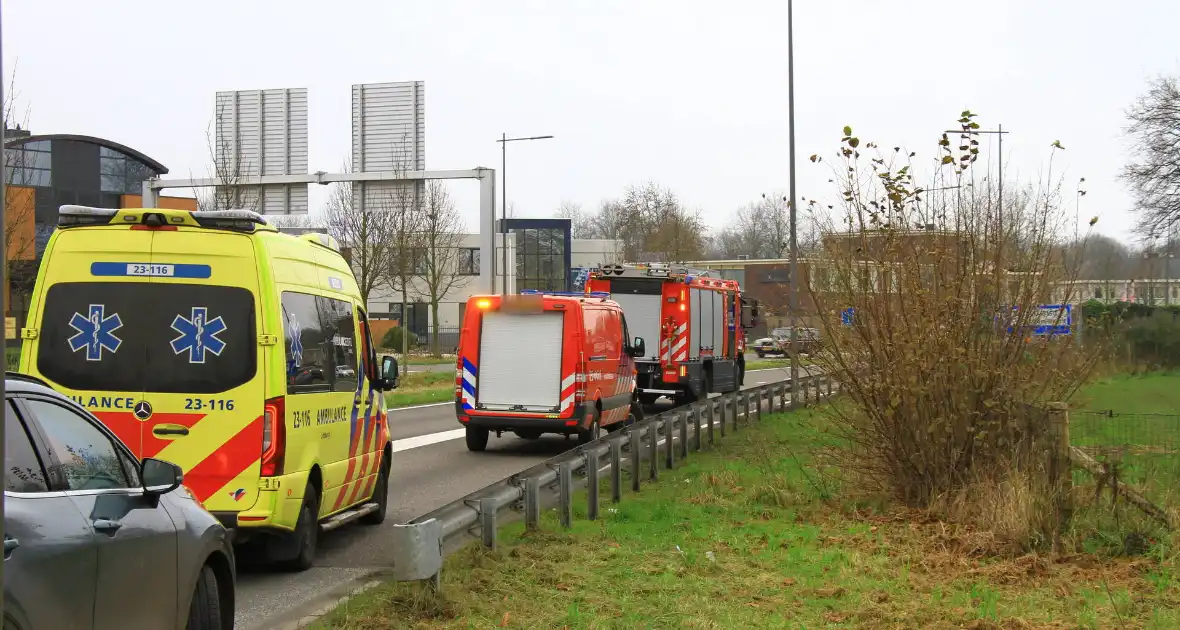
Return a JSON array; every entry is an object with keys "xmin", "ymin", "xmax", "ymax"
[{"xmin": 5, "ymin": 0, "xmax": 1178, "ymax": 242}]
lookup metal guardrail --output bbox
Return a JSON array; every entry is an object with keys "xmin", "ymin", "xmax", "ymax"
[{"xmin": 388, "ymin": 372, "xmax": 836, "ymax": 587}]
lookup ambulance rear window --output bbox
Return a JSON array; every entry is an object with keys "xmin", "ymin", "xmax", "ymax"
[{"xmin": 36, "ymin": 282, "xmax": 256, "ymax": 394}]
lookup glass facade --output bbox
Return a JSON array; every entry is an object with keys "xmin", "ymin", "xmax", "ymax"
[
  {"xmin": 505, "ymin": 219, "xmax": 571, "ymax": 293},
  {"xmin": 4, "ymin": 134, "xmax": 169, "ymax": 324}
]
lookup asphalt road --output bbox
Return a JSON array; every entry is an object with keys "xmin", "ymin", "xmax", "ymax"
[{"xmin": 236, "ymin": 362, "xmax": 812, "ymax": 630}]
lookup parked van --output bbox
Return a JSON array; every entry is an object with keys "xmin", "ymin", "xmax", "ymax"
[
  {"xmin": 19, "ymin": 205, "xmax": 400, "ymax": 571},
  {"xmin": 454, "ymin": 291, "xmax": 646, "ymax": 451}
]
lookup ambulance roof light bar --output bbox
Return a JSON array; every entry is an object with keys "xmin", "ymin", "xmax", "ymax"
[{"xmin": 58, "ymin": 205, "xmax": 119, "ymax": 227}]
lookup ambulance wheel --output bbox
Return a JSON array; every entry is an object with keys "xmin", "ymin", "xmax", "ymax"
[
  {"xmin": 278, "ymin": 485, "xmax": 319, "ymax": 572},
  {"xmin": 360, "ymin": 456, "xmax": 390, "ymax": 526},
  {"xmin": 466, "ymin": 426, "xmax": 490, "ymax": 451},
  {"xmin": 577, "ymin": 414, "xmax": 601, "ymax": 445}
]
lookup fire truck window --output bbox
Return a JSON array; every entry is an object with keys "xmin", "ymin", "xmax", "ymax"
[{"xmin": 605, "ymin": 311, "xmax": 622, "ymax": 357}]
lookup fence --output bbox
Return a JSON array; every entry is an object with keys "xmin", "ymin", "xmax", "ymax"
[
  {"xmin": 388, "ymin": 372, "xmax": 836, "ymax": 587},
  {"xmin": 378, "ymin": 326, "xmax": 461, "ymax": 356},
  {"xmin": 1070, "ymin": 409, "xmax": 1180, "ymax": 520}
]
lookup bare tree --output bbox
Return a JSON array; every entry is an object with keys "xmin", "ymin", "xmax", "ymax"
[
  {"xmin": 555, "ymin": 200, "xmax": 597, "ymax": 239},
  {"xmin": 1123, "ymin": 75, "xmax": 1180, "ymax": 238},
  {"xmin": 4, "ymin": 66, "xmax": 40, "ymax": 321},
  {"xmin": 322, "ymin": 160, "xmax": 401, "ymax": 307},
  {"xmin": 200, "ymin": 100, "xmax": 260, "ymax": 212},
  {"xmin": 416, "ymin": 180, "xmax": 465, "ymax": 355},
  {"xmin": 572, "ymin": 183, "xmax": 706, "ymax": 261}
]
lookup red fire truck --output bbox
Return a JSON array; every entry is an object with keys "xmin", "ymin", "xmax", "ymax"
[{"xmin": 585, "ymin": 262, "xmax": 760, "ymax": 406}]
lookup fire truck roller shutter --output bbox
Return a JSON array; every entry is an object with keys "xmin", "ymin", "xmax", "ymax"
[
  {"xmin": 702, "ymin": 289, "xmax": 715, "ymax": 353},
  {"xmin": 608, "ymin": 293, "xmax": 661, "ymax": 360},
  {"xmin": 689, "ymin": 287, "xmax": 701, "ymax": 359},
  {"xmin": 477, "ymin": 311, "xmax": 565, "ymax": 409},
  {"xmin": 712, "ymin": 289, "xmax": 725, "ymax": 356}
]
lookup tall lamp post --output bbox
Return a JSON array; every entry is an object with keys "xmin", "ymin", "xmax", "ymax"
[
  {"xmin": 495, "ymin": 133, "xmax": 554, "ymax": 295},
  {"xmin": 787, "ymin": 0, "xmax": 800, "ymax": 406}
]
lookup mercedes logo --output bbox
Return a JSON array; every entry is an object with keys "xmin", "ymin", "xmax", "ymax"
[{"xmin": 133, "ymin": 401, "xmax": 153, "ymax": 421}]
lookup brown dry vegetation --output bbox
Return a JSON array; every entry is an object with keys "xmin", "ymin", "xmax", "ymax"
[{"xmin": 807, "ymin": 112, "xmax": 1103, "ymax": 542}]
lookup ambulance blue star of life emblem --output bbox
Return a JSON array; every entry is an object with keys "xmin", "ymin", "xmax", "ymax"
[
  {"xmin": 67, "ymin": 304, "xmax": 123, "ymax": 361},
  {"xmin": 286, "ymin": 312, "xmax": 303, "ymax": 377},
  {"xmin": 170, "ymin": 306, "xmax": 228, "ymax": 364}
]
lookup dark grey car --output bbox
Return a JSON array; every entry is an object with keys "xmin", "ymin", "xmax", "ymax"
[{"xmin": 3, "ymin": 373, "xmax": 235, "ymax": 630}]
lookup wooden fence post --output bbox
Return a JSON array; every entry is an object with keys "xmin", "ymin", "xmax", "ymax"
[{"xmin": 1047, "ymin": 401, "xmax": 1072, "ymax": 554}]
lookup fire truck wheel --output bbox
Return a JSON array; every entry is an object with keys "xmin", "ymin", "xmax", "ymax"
[
  {"xmin": 577, "ymin": 414, "xmax": 601, "ymax": 445},
  {"xmin": 465, "ymin": 426, "xmax": 490, "ymax": 451}
]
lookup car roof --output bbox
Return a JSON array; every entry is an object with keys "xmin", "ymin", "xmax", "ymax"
[{"xmin": 4, "ymin": 372, "xmax": 64, "ymax": 397}]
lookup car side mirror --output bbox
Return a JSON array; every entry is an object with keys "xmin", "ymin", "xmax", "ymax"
[
  {"xmin": 379, "ymin": 355, "xmax": 400, "ymax": 390},
  {"xmin": 628, "ymin": 337, "xmax": 646, "ymax": 358},
  {"xmin": 142, "ymin": 458, "xmax": 183, "ymax": 496}
]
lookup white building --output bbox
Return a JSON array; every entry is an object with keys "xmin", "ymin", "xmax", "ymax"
[{"xmin": 366, "ymin": 219, "xmax": 622, "ymax": 343}]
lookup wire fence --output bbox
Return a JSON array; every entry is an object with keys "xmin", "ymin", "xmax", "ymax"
[{"xmin": 1070, "ymin": 409, "xmax": 1180, "ymax": 512}]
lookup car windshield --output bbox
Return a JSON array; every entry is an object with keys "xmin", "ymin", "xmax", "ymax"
[{"xmin": 36, "ymin": 282, "xmax": 256, "ymax": 394}]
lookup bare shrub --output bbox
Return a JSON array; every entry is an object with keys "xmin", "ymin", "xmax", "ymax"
[{"xmin": 806, "ymin": 112, "xmax": 1102, "ymax": 526}]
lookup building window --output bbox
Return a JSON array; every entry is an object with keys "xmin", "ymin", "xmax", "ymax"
[
  {"xmin": 1094, "ymin": 286, "xmax": 1104, "ymax": 299},
  {"xmin": 5, "ymin": 140, "xmax": 52, "ymax": 187},
  {"xmin": 457, "ymin": 247, "xmax": 480, "ymax": 275},
  {"xmin": 514, "ymin": 227, "xmax": 566, "ymax": 292},
  {"xmin": 99, "ymin": 146, "xmax": 155, "ymax": 195}
]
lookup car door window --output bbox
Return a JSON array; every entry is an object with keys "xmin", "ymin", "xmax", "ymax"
[
  {"xmin": 5, "ymin": 401, "xmax": 49, "ymax": 493},
  {"xmin": 24, "ymin": 399, "xmax": 130, "ymax": 491}
]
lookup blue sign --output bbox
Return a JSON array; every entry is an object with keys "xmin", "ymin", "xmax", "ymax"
[
  {"xmin": 1003, "ymin": 304, "xmax": 1072, "ymax": 336},
  {"xmin": 68, "ymin": 304, "xmax": 123, "ymax": 361},
  {"xmin": 170, "ymin": 307, "xmax": 228, "ymax": 363},
  {"xmin": 841, "ymin": 307, "xmax": 855, "ymax": 326}
]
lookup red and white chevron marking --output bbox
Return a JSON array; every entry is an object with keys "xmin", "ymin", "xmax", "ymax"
[{"xmin": 560, "ymin": 374, "xmax": 578, "ymax": 411}]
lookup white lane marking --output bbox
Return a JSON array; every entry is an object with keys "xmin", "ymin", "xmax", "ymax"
[
  {"xmin": 391, "ymin": 428, "xmax": 466, "ymax": 452},
  {"xmin": 387, "ymin": 401, "xmax": 451, "ymax": 412}
]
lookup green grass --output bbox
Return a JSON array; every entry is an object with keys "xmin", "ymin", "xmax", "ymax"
[
  {"xmin": 1069, "ymin": 372, "xmax": 1180, "ymax": 520},
  {"xmin": 384, "ymin": 370, "xmax": 454, "ymax": 409},
  {"xmin": 314, "ymin": 402, "xmax": 1179, "ymax": 629},
  {"xmin": 4, "ymin": 347, "xmax": 19, "ymax": 371}
]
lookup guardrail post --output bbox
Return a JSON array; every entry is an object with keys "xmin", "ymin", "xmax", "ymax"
[
  {"xmin": 707, "ymin": 401, "xmax": 716, "ymax": 444},
  {"xmin": 558, "ymin": 461, "xmax": 573, "ymax": 529},
  {"xmin": 693, "ymin": 405, "xmax": 703, "ymax": 451},
  {"xmin": 524, "ymin": 476, "xmax": 541, "ymax": 530},
  {"xmin": 679, "ymin": 410, "xmax": 689, "ymax": 459},
  {"xmin": 735, "ymin": 392, "xmax": 744, "ymax": 430},
  {"xmin": 649, "ymin": 420, "xmax": 659, "ymax": 481},
  {"xmin": 610, "ymin": 439, "xmax": 623, "ymax": 503},
  {"xmin": 628, "ymin": 427, "xmax": 642, "ymax": 492},
  {"xmin": 479, "ymin": 497, "xmax": 497, "ymax": 550},
  {"xmin": 719, "ymin": 398, "xmax": 726, "ymax": 437},
  {"xmin": 586, "ymin": 449, "xmax": 600, "ymax": 521},
  {"xmin": 389, "ymin": 519, "xmax": 443, "ymax": 585},
  {"xmin": 665, "ymin": 415, "xmax": 675, "ymax": 469},
  {"xmin": 754, "ymin": 388, "xmax": 763, "ymax": 422}
]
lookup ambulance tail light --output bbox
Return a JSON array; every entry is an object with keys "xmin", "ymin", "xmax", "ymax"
[{"xmin": 261, "ymin": 395, "xmax": 286, "ymax": 477}]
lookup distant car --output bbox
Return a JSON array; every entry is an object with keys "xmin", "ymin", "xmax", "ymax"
[
  {"xmin": 751, "ymin": 336, "xmax": 782, "ymax": 358},
  {"xmin": 335, "ymin": 364, "xmax": 357, "ymax": 378},
  {"xmin": 3, "ymin": 372, "xmax": 235, "ymax": 630}
]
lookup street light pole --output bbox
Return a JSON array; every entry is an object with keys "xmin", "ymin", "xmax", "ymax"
[
  {"xmin": 495, "ymin": 133, "xmax": 554, "ymax": 295},
  {"xmin": 787, "ymin": 0, "xmax": 800, "ymax": 406}
]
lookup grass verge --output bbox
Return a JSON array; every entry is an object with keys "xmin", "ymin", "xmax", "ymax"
[
  {"xmin": 384, "ymin": 371, "xmax": 453, "ymax": 409},
  {"xmin": 386, "ymin": 353, "xmax": 456, "ymax": 366},
  {"xmin": 5, "ymin": 347, "xmax": 19, "ymax": 371},
  {"xmin": 315, "ymin": 385, "xmax": 1180, "ymax": 629}
]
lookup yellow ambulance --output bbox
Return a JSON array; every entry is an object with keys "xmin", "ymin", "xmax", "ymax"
[{"xmin": 19, "ymin": 205, "xmax": 400, "ymax": 571}]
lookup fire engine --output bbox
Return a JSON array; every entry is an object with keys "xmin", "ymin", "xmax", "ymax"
[{"xmin": 585, "ymin": 262, "xmax": 760, "ymax": 405}]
